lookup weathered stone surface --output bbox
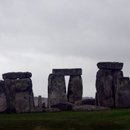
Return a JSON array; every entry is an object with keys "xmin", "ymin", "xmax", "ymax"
[
  {"xmin": 2, "ymin": 72, "xmax": 32, "ymax": 80},
  {"xmin": 51, "ymin": 102, "xmax": 74, "ymax": 111},
  {"xmin": 52, "ymin": 68, "xmax": 82, "ymax": 76},
  {"xmin": 5, "ymin": 79, "xmax": 16, "ymax": 112},
  {"xmin": 115, "ymin": 77, "xmax": 130, "ymax": 108},
  {"xmin": 0, "ymin": 80, "xmax": 7, "ymax": 112},
  {"xmin": 96, "ymin": 69, "xmax": 123, "ymax": 107},
  {"xmin": 67, "ymin": 75, "xmax": 83, "ymax": 103},
  {"xmin": 15, "ymin": 91, "xmax": 34, "ymax": 112},
  {"xmin": 97, "ymin": 62, "xmax": 123, "ymax": 70},
  {"xmin": 48, "ymin": 74, "xmax": 67, "ymax": 108},
  {"xmin": 5, "ymin": 78, "xmax": 34, "ymax": 113}
]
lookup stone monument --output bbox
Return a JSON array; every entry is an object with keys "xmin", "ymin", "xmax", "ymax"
[
  {"xmin": 48, "ymin": 68, "xmax": 83, "ymax": 108},
  {"xmin": 3, "ymin": 72, "xmax": 34, "ymax": 112}
]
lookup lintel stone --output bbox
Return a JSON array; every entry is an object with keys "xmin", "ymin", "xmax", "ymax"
[
  {"xmin": 97, "ymin": 62, "xmax": 123, "ymax": 70},
  {"xmin": 2, "ymin": 72, "xmax": 32, "ymax": 80},
  {"xmin": 52, "ymin": 68, "xmax": 82, "ymax": 76}
]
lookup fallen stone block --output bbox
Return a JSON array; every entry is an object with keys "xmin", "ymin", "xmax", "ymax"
[
  {"xmin": 51, "ymin": 102, "xmax": 74, "ymax": 111},
  {"xmin": 72, "ymin": 105, "xmax": 110, "ymax": 111}
]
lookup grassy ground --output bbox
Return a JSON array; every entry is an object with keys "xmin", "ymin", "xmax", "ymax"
[{"xmin": 0, "ymin": 109, "xmax": 130, "ymax": 130}]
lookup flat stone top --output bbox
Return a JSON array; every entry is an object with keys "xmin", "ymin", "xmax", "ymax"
[
  {"xmin": 52, "ymin": 68, "xmax": 82, "ymax": 76},
  {"xmin": 2, "ymin": 72, "xmax": 32, "ymax": 80},
  {"xmin": 97, "ymin": 62, "xmax": 123, "ymax": 70}
]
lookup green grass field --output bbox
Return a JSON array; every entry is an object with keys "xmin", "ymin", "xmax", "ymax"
[{"xmin": 0, "ymin": 109, "xmax": 130, "ymax": 130}]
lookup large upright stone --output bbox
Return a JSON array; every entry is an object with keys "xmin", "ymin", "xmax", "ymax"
[
  {"xmin": 68, "ymin": 76, "xmax": 83, "ymax": 103},
  {"xmin": 0, "ymin": 80, "xmax": 7, "ymax": 112},
  {"xmin": 15, "ymin": 79, "xmax": 34, "ymax": 112},
  {"xmin": 4, "ymin": 79, "xmax": 16, "ymax": 112},
  {"xmin": 4, "ymin": 72, "xmax": 34, "ymax": 113},
  {"xmin": 52, "ymin": 68, "xmax": 82, "ymax": 76},
  {"xmin": 96, "ymin": 62, "xmax": 123, "ymax": 107},
  {"xmin": 115, "ymin": 77, "xmax": 130, "ymax": 108},
  {"xmin": 48, "ymin": 74, "xmax": 67, "ymax": 108}
]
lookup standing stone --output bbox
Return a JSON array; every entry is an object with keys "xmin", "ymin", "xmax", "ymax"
[
  {"xmin": 96, "ymin": 70, "xmax": 114, "ymax": 107},
  {"xmin": 14, "ymin": 79, "xmax": 34, "ymax": 112},
  {"xmin": 0, "ymin": 80, "xmax": 7, "ymax": 112},
  {"xmin": 48, "ymin": 74, "xmax": 67, "ymax": 108},
  {"xmin": 115, "ymin": 77, "xmax": 130, "ymax": 108},
  {"xmin": 3, "ymin": 72, "xmax": 34, "ymax": 113},
  {"xmin": 96, "ymin": 62, "xmax": 123, "ymax": 107},
  {"xmin": 4, "ymin": 79, "xmax": 16, "ymax": 112},
  {"xmin": 38, "ymin": 95, "xmax": 42, "ymax": 108},
  {"xmin": 68, "ymin": 75, "xmax": 83, "ymax": 103}
]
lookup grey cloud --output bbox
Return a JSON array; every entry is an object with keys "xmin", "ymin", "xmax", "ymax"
[{"xmin": 0, "ymin": 0, "xmax": 130, "ymax": 97}]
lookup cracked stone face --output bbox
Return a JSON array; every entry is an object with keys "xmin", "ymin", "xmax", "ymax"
[
  {"xmin": 0, "ymin": 81, "xmax": 7, "ymax": 112},
  {"xmin": 96, "ymin": 62, "xmax": 130, "ymax": 108},
  {"xmin": 48, "ymin": 68, "xmax": 83, "ymax": 107},
  {"xmin": 115, "ymin": 77, "xmax": 130, "ymax": 108},
  {"xmin": 48, "ymin": 74, "xmax": 67, "ymax": 108},
  {"xmin": 67, "ymin": 75, "xmax": 83, "ymax": 103},
  {"xmin": 3, "ymin": 72, "xmax": 34, "ymax": 113},
  {"xmin": 96, "ymin": 70, "xmax": 115, "ymax": 107},
  {"xmin": 5, "ymin": 78, "xmax": 34, "ymax": 113}
]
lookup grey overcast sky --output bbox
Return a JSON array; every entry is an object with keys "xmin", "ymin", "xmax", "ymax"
[{"xmin": 0, "ymin": 0, "xmax": 130, "ymax": 97}]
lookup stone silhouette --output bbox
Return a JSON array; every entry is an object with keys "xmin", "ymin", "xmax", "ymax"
[
  {"xmin": 115, "ymin": 77, "xmax": 130, "ymax": 108},
  {"xmin": 0, "ymin": 80, "xmax": 7, "ymax": 112},
  {"xmin": 52, "ymin": 68, "xmax": 82, "ymax": 76},
  {"xmin": 38, "ymin": 95, "xmax": 43, "ymax": 108},
  {"xmin": 68, "ymin": 75, "xmax": 83, "ymax": 103},
  {"xmin": 48, "ymin": 68, "xmax": 83, "ymax": 108},
  {"xmin": 96, "ymin": 62, "xmax": 130, "ymax": 108},
  {"xmin": 0, "ymin": 72, "xmax": 34, "ymax": 113},
  {"xmin": 48, "ymin": 74, "xmax": 67, "ymax": 108}
]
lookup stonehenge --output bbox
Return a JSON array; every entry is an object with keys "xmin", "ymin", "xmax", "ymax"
[
  {"xmin": 0, "ymin": 72, "xmax": 34, "ymax": 113},
  {"xmin": 0, "ymin": 62, "xmax": 130, "ymax": 113},
  {"xmin": 48, "ymin": 68, "xmax": 83, "ymax": 108},
  {"xmin": 96, "ymin": 62, "xmax": 130, "ymax": 108}
]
